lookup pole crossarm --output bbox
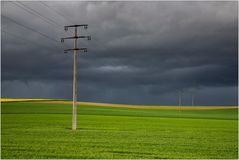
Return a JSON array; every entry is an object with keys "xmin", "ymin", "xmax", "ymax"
[
  {"xmin": 64, "ymin": 24, "xmax": 88, "ymax": 31},
  {"xmin": 61, "ymin": 36, "xmax": 91, "ymax": 42},
  {"xmin": 64, "ymin": 48, "xmax": 87, "ymax": 53}
]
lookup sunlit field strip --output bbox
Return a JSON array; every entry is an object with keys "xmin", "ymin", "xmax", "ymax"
[
  {"xmin": 1, "ymin": 98, "xmax": 55, "ymax": 102},
  {"xmin": 31, "ymin": 100, "xmax": 238, "ymax": 110},
  {"xmin": 2, "ymin": 98, "xmax": 238, "ymax": 110}
]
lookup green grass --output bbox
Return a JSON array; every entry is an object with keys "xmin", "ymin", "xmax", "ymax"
[{"xmin": 1, "ymin": 102, "xmax": 238, "ymax": 159}]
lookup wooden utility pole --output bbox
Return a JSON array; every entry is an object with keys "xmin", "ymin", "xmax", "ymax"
[
  {"xmin": 178, "ymin": 90, "xmax": 182, "ymax": 113},
  {"xmin": 61, "ymin": 24, "xmax": 91, "ymax": 130},
  {"xmin": 178, "ymin": 91, "xmax": 182, "ymax": 106},
  {"xmin": 191, "ymin": 94, "xmax": 194, "ymax": 106}
]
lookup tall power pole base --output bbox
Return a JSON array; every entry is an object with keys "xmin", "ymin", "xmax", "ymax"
[{"xmin": 61, "ymin": 24, "xmax": 91, "ymax": 130}]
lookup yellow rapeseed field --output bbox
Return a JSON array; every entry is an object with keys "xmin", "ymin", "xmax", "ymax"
[
  {"xmin": 0, "ymin": 98, "xmax": 52, "ymax": 102},
  {"xmin": 32, "ymin": 100, "xmax": 238, "ymax": 110},
  {"xmin": 1, "ymin": 98, "xmax": 238, "ymax": 110}
]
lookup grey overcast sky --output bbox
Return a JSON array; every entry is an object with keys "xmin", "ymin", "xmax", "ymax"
[{"xmin": 1, "ymin": 1, "xmax": 238, "ymax": 105}]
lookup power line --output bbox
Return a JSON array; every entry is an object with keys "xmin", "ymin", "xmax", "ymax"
[
  {"xmin": 37, "ymin": 2, "xmax": 92, "ymax": 48},
  {"xmin": 9, "ymin": 2, "xmax": 71, "ymax": 48},
  {"xmin": 7, "ymin": 2, "xmax": 100, "ymax": 51},
  {"xmin": 14, "ymin": 2, "xmax": 70, "ymax": 34},
  {"xmin": 40, "ymin": 1, "xmax": 75, "ymax": 25},
  {"xmin": 11, "ymin": 2, "xmax": 56, "ymax": 28},
  {"xmin": 17, "ymin": 1, "xmax": 61, "ymax": 27},
  {"xmin": 2, "ymin": 29, "xmax": 37, "ymax": 44},
  {"xmin": 38, "ymin": 1, "xmax": 75, "ymax": 36},
  {"xmin": 13, "ymin": 1, "xmax": 107, "ymax": 52},
  {"xmin": 2, "ymin": 29, "xmax": 63, "ymax": 51},
  {"xmin": 2, "ymin": 15, "xmax": 59, "ymax": 43},
  {"xmin": 16, "ymin": 1, "xmax": 74, "ymax": 42}
]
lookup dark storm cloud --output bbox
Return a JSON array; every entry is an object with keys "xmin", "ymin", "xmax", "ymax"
[{"xmin": 1, "ymin": 1, "xmax": 238, "ymax": 105}]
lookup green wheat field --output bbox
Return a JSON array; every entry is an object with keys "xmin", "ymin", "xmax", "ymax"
[{"xmin": 1, "ymin": 99, "xmax": 238, "ymax": 159}]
